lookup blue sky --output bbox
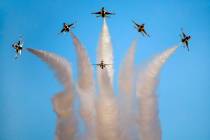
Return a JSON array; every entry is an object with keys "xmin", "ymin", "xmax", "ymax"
[{"xmin": 0, "ymin": 0, "xmax": 210, "ymax": 139}]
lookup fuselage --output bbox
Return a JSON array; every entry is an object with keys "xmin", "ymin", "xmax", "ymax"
[
  {"xmin": 138, "ymin": 25, "xmax": 144, "ymax": 32},
  {"xmin": 13, "ymin": 44, "xmax": 23, "ymax": 53},
  {"xmin": 63, "ymin": 24, "xmax": 70, "ymax": 32},
  {"xmin": 182, "ymin": 36, "xmax": 191, "ymax": 43},
  {"xmin": 100, "ymin": 64, "xmax": 105, "ymax": 69},
  {"xmin": 99, "ymin": 61, "xmax": 105, "ymax": 69},
  {"xmin": 101, "ymin": 10, "xmax": 106, "ymax": 17}
]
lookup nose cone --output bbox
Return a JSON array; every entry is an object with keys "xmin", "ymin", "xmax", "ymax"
[{"xmin": 63, "ymin": 23, "xmax": 67, "ymax": 26}]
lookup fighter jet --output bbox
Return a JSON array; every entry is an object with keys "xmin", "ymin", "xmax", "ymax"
[
  {"xmin": 93, "ymin": 60, "xmax": 112, "ymax": 69},
  {"xmin": 59, "ymin": 22, "xmax": 75, "ymax": 33},
  {"xmin": 91, "ymin": 7, "xmax": 115, "ymax": 18},
  {"xmin": 12, "ymin": 39, "xmax": 23, "ymax": 59},
  {"xmin": 180, "ymin": 29, "xmax": 191, "ymax": 51},
  {"xmin": 132, "ymin": 20, "xmax": 150, "ymax": 37}
]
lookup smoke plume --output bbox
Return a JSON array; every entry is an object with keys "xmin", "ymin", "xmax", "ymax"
[
  {"xmin": 96, "ymin": 70, "xmax": 120, "ymax": 140},
  {"xmin": 97, "ymin": 19, "xmax": 114, "ymax": 84},
  {"xmin": 95, "ymin": 19, "xmax": 120, "ymax": 139},
  {"xmin": 119, "ymin": 39, "xmax": 138, "ymax": 95},
  {"xmin": 27, "ymin": 48, "xmax": 76, "ymax": 140},
  {"xmin": 118, "ymin": 39, "xmax": 138, "ymax": 140},
  {"xmin": 70, "ymin": 32, "xmax": 97, "ymax": 140},
  {"xmin": 26, "ymin": 18, "xmax": 179, "ymax": 140},
  {"xmin": 136, "ymin": 46, "xmax": 178, "ymax": 140}
]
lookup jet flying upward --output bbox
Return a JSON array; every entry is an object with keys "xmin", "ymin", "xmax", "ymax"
[
  {"xmin": 92, "ymin": 7, "xmax": 115, "ymax": 18},
  {"xmin": 93, "ymin": 60, "xmax": 112, "ymax": 69}
]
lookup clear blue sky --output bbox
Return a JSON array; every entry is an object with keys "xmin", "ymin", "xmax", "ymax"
[{"xmin": 0, "ymin": 0, "xmax": 210, "ymax": 140}]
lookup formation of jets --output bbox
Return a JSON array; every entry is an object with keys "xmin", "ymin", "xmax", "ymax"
[
  {"xmin": 93, "ymin": 60, "xmax": 112, "ymax": 69},
  {"xmin": 11, "ymin": 7, "xmax": 191, "ymax": 67}
]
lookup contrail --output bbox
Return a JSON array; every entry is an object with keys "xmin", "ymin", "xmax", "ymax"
[
  {"xmin": 97, "ymin": 18, "xmax": 114, "ymax": 84},
  {"xmin": 96, "ymin": 70, "xmax": 120, "ymax": 140},
  {"xmin": 70, "ymin": 32, "xmax": 97, "ymax": 140},
  {"xmin": 136, "ymin": 46, "xmax": 178, "ymax": 140},
  {"xmin": 118, "ymin": 39, "xmax": 138, "ymax": 140},
  {"xmin": 27, "ymin": 48, "xmax": 76, "ymax": 140}
]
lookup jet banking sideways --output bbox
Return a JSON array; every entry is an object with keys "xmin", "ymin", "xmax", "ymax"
[
  {"xmin": 59, "ymin": 22, "xmax": 75, "ymax": 33},
  {"xmin": 12, "ymin": 40, "xmax": 23, "ymax": 59},
  {"xmin": 132, "ymin": 20, "xmax": 150, "ymax": 37},
  {"xmin": 180, "ymin": 29, "xmax": 191, "ymax": 51}
]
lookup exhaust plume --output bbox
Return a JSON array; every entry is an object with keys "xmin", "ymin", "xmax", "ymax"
[
  {"xmin": 119, "ymin": 39, "xmax": 138, "ymax": 95},
  {"xmin": 53, "ymin": 91, "xmax": 76, "ymax": 140},
  {"xmin": 118, "ymin": 39, "xmax": 138, "ymax": 140},
  {"xmin": 97, "ymin": 19, "xmax": 114, "ymax": 84},
  {"xmin": 136, "ymin": 46, "xmax": 178, "ymax": 140},
  {"xmin": 27, "ymin": 48, "xmax": 76, "ymax": 140},
  {"xmin": 96, "ymin": 70, "xmax": 120, "ymax": 140},
  {"xmin": 70, "ymin": 32, "xmax": 97, "ymax": 140},
  {"xmin": 26, "ymin": 48, "xmax": 72, "ymax": 89},
  {"xmin": 26, "ymin": 23, "xmax": 179, "ymax": 140}
]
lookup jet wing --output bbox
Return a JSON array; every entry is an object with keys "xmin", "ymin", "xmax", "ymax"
[
  {"xmin": 12, "ymin": 44, "xmax": 17, "ymax": 49},
  {"xmin": 132, "ymin": 20, "xmax": 139, "ymax": 27},
  {"xmin": 60, "ymin": 28, "xmax": 65, "ymax": 33},
  {"xmin": 182, "ymin": 32, "xmax": 186, "ymax": 38},
  {"xmin": 91, "ymin": 11, "xmax": 101, "ymax": 15},
  {"xmin": 180, "ymin": 28, "xmax": 186, "ymax": 38},
  {"xmin": 143, "ymin": 30, "xmax": 150, "ymax": 37},
  {"xmin": 104, "ymin": 64, "xmax": 112, "ymax": 66},
  {"xmin": 68, "ymin": 23, "xmax": 74, "ymax": 27},
  {"xmin": 17, "ymin": 41, "xmax": 21, "ymax": 45},
  {"xmin": 185, "ymin": 41, "xmax": 189, "ymax": 47},
  {"xmin": 106, "ymin": 12, "xmax": 115, "ymax": 15}
]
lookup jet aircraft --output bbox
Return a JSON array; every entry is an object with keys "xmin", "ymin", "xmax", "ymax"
[
  {"xmin": 180, "ymin": 29, "xmax": 191, "ymax": 51},
  {"xmin": 92, "ymin": 7, "xmax": 115, "ymax": 18},
  {"xmin": 12, "ymin": 39, "xmax": 23, "ymax": 59},
  {"xmin": 60, "ymin": 22, "xmax": 75, "ymax": 33},
  {"xmin": 93, "ymin": 60, "xmax": 112, "ymax": 69},
  {"xmin": 132, "ymin": 20, "xmax": 150, "ymax": 37}
]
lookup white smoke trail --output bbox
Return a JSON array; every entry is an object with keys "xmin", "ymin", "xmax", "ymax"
[
  {"xmin": 118, "ymin": 39, "xmax": 138, "ymax": 140},
  {"xmin": 95, "ymin": 19, "xmax": 120, "ymax": 140},
  {"xmin": 53, "ymin": 91, "xmax": 76, "ymax": 140},
  {"xmin": 96, "ymin": 70, "xmax": 120, "ymax": 140},
  {"xmin": 136, "ymin": 46, "xmax": 178, "ymax": 140},
  {"xmin": 119, "ymin": 39, "xmax": 138, "ymax": 95},
  {"xmin": 97, "ymin": 18, "xmax": 114, "ymax": 84},
  {"xmin": 27, "ymin": 48, "xmax": 76, "ymax": 140},
  {"xmin": 70, "ymin": 32, "xmax": 97, "ymax": 140}
]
